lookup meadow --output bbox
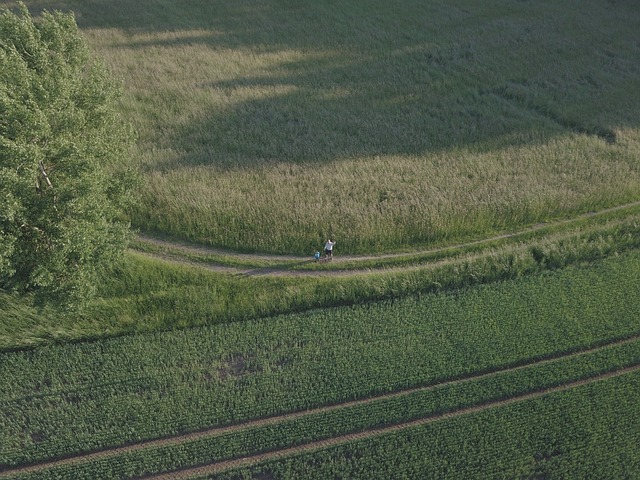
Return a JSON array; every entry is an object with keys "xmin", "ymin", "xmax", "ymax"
[
  {"xmin": 3, "ymin": 0, "xmax": 640, "ymax": 252},
  {"xmin": 1, "ymin": 0, "xmax": 639, "ymax": 478},
  {"xmin": 2, "ymin": 206, "xmax": 639, "ymax": 351}
]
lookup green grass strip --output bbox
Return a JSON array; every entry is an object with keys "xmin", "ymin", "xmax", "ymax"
[
  {"xmin": 3, "ymin": 212, "xmax": 639, "ymax": 351},
  {"xmin": 130, "ymin": 203, "xmax": 640, "ymax": 272}
]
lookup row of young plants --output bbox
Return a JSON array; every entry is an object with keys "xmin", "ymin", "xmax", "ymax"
[
  {"xmin": 2, "ymin": 209, "xmax": 639, "ymax": 352},
  {"xmin": 206, "ymin": 370, "xmax": 640, "ymax": 480},
  {"xmin": 1, "ymin": 250, "xmax": 639, "ymax": 467},
  {"xmin": 3, "ymin": 339, "xmax": 638, "ymax": 480}
]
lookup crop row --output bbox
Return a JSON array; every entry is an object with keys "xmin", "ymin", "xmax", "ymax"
[
  {"xmin": 3, "ymin": 338, "xmax": 639, "ymax": 480},
  {"xmin": 1, "ymin": 250, "xmax": 640, "ymax": 467},
  {"xmin": 207, "ymin": 369, "xmax": 640, "ymax": 480}
]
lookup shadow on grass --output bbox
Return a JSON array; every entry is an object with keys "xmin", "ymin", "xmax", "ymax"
[
  {"xmin": 237, "ymin": 260, "xmax": 318, "ymax": 277},
  {"xmin": 11, "ymin": 0, "xmax": 640, "ymax": 171}
]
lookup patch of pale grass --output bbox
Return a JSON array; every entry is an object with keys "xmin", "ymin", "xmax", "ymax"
[{"xmin": 137, "ymin": 133, "xmax": 640, "ymax": 253}]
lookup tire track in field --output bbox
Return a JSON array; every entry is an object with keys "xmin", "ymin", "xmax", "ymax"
[
  {"xmin": 2, "ymin": 334, "xmax": 638, "ymax": 479},
  {"xmin": 143, "ymin": 364, "xmax": 640, "ymax": 480},
  {"xmin": 133, "ymin": 200, "xmax": 640, "ymax": 276}
]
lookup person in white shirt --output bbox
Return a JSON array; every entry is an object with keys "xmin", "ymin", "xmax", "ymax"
[{"xmin": 324, "ymin": 239, "xmax": 336, "ymax": 260}]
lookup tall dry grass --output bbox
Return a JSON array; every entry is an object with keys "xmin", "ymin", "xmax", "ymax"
[{"xmin": 7, "ymin": 0, "xmax": 640, "ymax": 253}]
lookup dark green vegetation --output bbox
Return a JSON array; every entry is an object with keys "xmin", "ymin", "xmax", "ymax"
[
  {"xmin": 208, "ymin": 371, "xmax": 640, "ymax": 480},
  {"xmin": 1, "ymin": 250, "xmax": 639, "ymax": 478},
  {"xmin": 0, "ymin": 4, "xmax": 136, "ymax": 309},
  {"xmin": 1, "ymin": 206, "xmax": 639, "ymax": 351},
  {"xmin": 3, "ymin": 0, "xmax": 639, "ymax": 253}
]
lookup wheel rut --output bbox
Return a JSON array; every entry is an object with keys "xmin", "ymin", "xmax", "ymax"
[{"xmin": 142, "ymin": 364, "xmax": 640, "ymax": 480}]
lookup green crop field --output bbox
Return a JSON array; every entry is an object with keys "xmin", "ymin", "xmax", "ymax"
[
  {"xmin": 1, "ymin": 0, "xmax": 639, "ymax": 478},
  {"xmin": 206, "ymin": 371, "xmax": 640, "ymax": 480},
  {"xmin": 1, "ymin": 250, "xmax": 640, "ymax": 478}
]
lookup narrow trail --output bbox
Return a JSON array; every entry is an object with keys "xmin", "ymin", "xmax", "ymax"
[
  {"xmin": 2, "ymin": 334, "xmax": 638, "ymax": 479},
  {"xmin": 143, "ymin": 364, "xmax": 640, "ymax": 479},
  {"xmin": 131, "ymin": 247, "xmax": 474, "ymax": 278},
  {"xmin": 134, "ymin": 200, "xmax": 640, "ymax": 277}
]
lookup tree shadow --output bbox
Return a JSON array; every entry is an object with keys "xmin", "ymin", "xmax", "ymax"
[
  {"xmin": 13, "ymin": 0, "xmax": 640, "ymax": 171},
  {"xmin": 159, "ymin": 65, "xmax": 561, "ymax": 171}
]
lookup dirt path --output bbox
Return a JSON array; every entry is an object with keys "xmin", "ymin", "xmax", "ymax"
[
  {"xmin": 2, "ymin": 335, "xmax": 637, "ymax": 479},
  {"xmin": 134, "ymin": 200, "xmax": 640, "ymax": 276},
  {"xmin": 132, "ymin": 247, "xmax": 478, "ymax": 278}
]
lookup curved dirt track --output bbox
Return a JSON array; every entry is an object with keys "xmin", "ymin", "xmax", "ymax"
[
  {"xmin": 134, "ymin": 200, "xmax": 640, "ymax": 277},
  {"xmin": 2, "ymin": 334, "xmax": 638, "ymax": 479}
]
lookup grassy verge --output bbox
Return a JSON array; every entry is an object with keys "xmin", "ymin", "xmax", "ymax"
[
  {"xmin": 129, "ymin": 204, "xmax": 640, "ymax": 271},
  {"xmin": 130, "ymin": 236, "xmax": 301, "ymax": 270},
  {"xmin": 1, "ymin": 213, "xmax": 639, "ymax": 351}
]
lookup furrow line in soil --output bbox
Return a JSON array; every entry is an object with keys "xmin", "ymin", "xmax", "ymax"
[{"xmin": 140, "ymin": 364, "xmax": 640, "ymax": 479}]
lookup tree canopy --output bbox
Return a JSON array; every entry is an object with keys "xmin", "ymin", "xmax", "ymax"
[{"xmin": 0, "ymin": 3, "xmax": 137, "ymax": 309}]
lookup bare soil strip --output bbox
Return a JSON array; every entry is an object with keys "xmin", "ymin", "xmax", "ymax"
[
  {"xmin": 142, "ymin": 364, "xmax": 640, "ymax": 480},
  {"xmin": 2, "ymin": 335, "xmax": 638, "ymax": 479},
  {"xmin": 135, "ymin": 200, "xmax": 640, "ymax": 270}
]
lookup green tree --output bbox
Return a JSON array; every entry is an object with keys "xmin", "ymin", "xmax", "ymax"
[{"xmin": 0, "ymin": 3, "xmax": 137, "ymax": 309}]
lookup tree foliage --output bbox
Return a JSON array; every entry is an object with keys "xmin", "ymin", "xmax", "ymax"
[{"xmin": 0, "ymin": 3, "xmax": 137, "ymax": 309}]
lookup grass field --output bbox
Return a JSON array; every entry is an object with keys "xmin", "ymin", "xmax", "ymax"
[
  {"xmin": 1, "ymin": 1, "xmax": 640, "ymax": 478},
  {"xmin": 3, "ymin": 0, "xmax": 640, "ymax": 253}
]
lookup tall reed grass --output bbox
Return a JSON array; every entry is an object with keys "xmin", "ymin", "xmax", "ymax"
[{"xmin": 7, "ymin": 0, "xmax": 640, "ymax": 253}]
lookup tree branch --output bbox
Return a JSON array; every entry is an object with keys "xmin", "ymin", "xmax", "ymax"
[{"xmin": 39, "ymin": 160, "xmax": 53, "ymax": 188}]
